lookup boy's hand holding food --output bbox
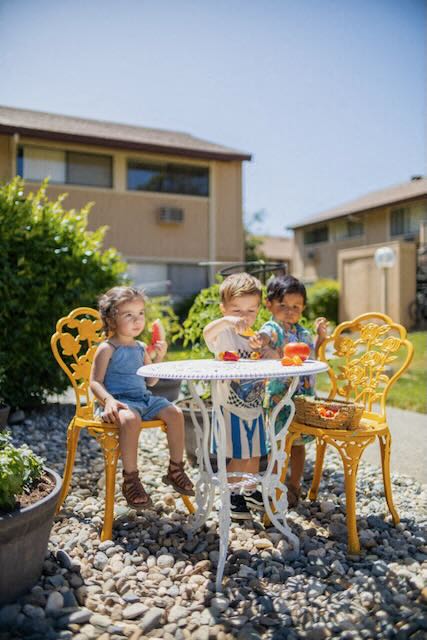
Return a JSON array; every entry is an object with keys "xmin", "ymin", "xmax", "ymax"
[{"xmin": 314, "ymin": 317, "xmax": 329, "ymax": 340}]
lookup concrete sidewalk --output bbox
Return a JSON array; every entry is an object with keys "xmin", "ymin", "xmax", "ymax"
[{"xmin": 361, "ymin": 405, "xmax": 427, "ymax": 485}]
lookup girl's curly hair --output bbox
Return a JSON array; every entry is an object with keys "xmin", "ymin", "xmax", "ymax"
[{"xmin": 98, "ymin": 286, "xmax": 146, "ymax": 333}]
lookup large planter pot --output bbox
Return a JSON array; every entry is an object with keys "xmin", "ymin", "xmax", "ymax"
[
  {"xmin": 0, "ymin": 467, "xmax": 62, "ymax": 605},
  {"xmin": 0, "ymin": 404, "xmax": 10, "ymax": 430},
  {"xmin": 151, "ymin": 378, "xmax": 182, "ymax": 402}
]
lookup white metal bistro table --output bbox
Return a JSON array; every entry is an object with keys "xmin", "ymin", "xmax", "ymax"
[{"xmin": 138, "ymin": 358, "xmax": 328, "ymax": 591}]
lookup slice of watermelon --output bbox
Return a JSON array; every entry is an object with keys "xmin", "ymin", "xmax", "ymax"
[{"xmin": 146, "ymin": 318, "xmax": 166, "ymax": 354}]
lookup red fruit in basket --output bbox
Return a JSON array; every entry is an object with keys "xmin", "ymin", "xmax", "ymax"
[
  {"xmin": 283, "ymin": 342, "xmax": 311, "ymax": 361},
  {"xmin": 146, "ymin": 319, "xmax": 165, "ymax": 354}
]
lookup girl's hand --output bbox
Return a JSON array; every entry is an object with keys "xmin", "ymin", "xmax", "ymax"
[
  {"xmin": 153, "ymin": 340, "xmax": 167, "ymax": 362},
  {"xmin": 102, "ymin": 398, "xmax": 128, "ymax": 423},
  {"xmin": 224, "ymin": 315, "xmax": 248, "ymax": 333},
  {"xmin": 314, "ymin": 317, "xmax": 329, "ymax": 341}
]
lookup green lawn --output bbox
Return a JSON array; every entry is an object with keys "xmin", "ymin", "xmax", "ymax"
[{"xmin": 168, "ymin": 331, "xmax": 427, "ymax": 414}]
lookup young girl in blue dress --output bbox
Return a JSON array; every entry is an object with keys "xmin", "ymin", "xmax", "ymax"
[{"xmin": 90, "ymin": 286, "xmax": 194, "ymax": 509}]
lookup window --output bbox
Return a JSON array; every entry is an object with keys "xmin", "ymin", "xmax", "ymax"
[
  {"xmin": 303, "ymin": 225, "xmax": 329, "ymax": 244},
  {"xmin": 66, "ymin": 152, "xmax": 112, "ymax": 187},
  {"xmin": 334, "ymin": 219, "xmax": 364, "ymax": 240},
  {"xmin": 390, "ymin": 205, "xmax": 427, "ymax": 237},
  {"xmin": 17, "ymin": 146, "xmax": 112, "ymax": 188},
  {"xmin": 127, "ymin": 262, "xmax": 169, "ymax": 296},
  {"xmin": 127, "ymin": 160, "xmax": 209, "ymax": 196},
  {"xmin": 18, "ymin": 146, "xmax": 66, "ymax": 183}
]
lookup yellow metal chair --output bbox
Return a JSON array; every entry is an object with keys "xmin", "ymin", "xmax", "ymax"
[
  {"xmin": 278, "ymin": 312, "xmax": 413, "ymax": 554},
  {"xmin": 51, "ymin": 307, "xmax": 194, "ymax": 541}
]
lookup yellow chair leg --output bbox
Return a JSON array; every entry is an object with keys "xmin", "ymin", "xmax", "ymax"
[
  {"xmin": 334, "ymin": 438, "xmax": 372, "ymax": 554},
  {"xmin": 308, "ymin": 439, "xmax": 327, "ymax": 501},
  {"xmin": 56, "ymin": 419, "xmax": 81, "ymax": 514},
  {"xmin": 181, "ymin": 495, "xmax": 195, "ymax": 514},
  {"xmin": 98, "ymin": 432, "xmax": 120, "ymax": 541},
  {"xmin": 379, "ymin": 431, "xmax": 399, "ymax": 525}
]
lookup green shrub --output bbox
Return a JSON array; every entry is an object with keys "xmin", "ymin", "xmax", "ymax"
[
  {"xmin": 0, "ymin": 178, "xmax": 127, "ymax": 407},
  {"xmin": 306, "ymin": 279, "xmax": 340, "ymax": 324},
  {"xmin": 0, "ymin": 430, "xmax": 44, "ymax": 512}
]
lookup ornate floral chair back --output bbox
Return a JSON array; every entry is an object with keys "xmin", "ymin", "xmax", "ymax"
[
  {"xmin": 317, "ymin": 312, "xmax": 414, "ymax": 420},
  {"xmin": 51, "ymin": 307, "xmax": 104, "ymax": 420}
]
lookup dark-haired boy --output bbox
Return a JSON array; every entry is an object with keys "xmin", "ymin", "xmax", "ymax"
[{"xmin": 253, "ymin": 275, "xmax": 328, "ymax": 507}]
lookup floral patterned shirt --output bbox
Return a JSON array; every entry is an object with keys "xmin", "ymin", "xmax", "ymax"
[{"xmin": 260, "ymin": 319, "xmax": 315, "ymax": 433}]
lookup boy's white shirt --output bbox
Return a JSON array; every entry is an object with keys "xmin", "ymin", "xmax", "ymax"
[{"xmin": 205, "ymin": 327, "xmax": 264, "ymax": 419}]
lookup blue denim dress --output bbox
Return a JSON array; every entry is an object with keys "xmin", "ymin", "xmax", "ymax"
[{"xmin": 102, "ymin": 342, "xmax": 171, "ymax": 420}]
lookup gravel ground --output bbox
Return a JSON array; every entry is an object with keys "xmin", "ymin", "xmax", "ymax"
[{"xmin": 0, "ymin": 403, "xmax": 426, "ymax": 640}]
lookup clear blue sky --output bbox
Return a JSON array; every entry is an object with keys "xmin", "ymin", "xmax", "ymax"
[{"xmin": 0, "ymin": 0, "xmax": 425, "ymax": 235}]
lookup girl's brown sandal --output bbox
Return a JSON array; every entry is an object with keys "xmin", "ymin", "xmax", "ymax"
[
  {"xmin": 162, "ymin": 460, "xmax": 195, "ymax": 496},
  {"xmin": 122, "ymin": 470, "xmax": 153, "ymax": 509}
]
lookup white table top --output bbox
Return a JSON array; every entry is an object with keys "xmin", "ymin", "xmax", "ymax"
[{"xmin": 137, "ymin": 358, "xmax": 328, "ymax": 381}]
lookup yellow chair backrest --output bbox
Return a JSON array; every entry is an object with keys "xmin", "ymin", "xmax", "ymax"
[
  {"xmin": 317, "ymin": 312, "xmax": 413, "ymax": 419},
  {"xmin": 51, "ymin": 307, "xmax": 104, "ymax": 420}
]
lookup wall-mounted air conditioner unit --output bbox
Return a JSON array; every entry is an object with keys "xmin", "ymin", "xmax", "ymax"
[{"xmin": 157, "ymin": 207, "xmax": 184, "ymax": 224}]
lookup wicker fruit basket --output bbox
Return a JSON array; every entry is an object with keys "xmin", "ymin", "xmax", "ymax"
[{"xmin": 293, "ymin": 396, "xmax": 364, "ymax": 430}]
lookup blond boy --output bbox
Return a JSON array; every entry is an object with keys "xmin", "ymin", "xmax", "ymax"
[{"xmin": 203, "ymin": 273, "xmax": 266, "ymax": 520}]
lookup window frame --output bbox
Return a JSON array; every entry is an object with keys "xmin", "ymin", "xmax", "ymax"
[
  {"xmin": 16, "ymin": 144, "xmax": 113, "ymax": 189},
  {"xmin": 303, "ymin": 225, "xmax": 329, "ymax": 245},
  {"xmin": 127, "ymin": 158, "xmax": 210, "ymax": 197}
]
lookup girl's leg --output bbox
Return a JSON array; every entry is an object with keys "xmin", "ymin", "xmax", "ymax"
[
  {"xmin": 118, "ymin": 409, "xmax": 142, "ymax": 472},
  {"xmin": 158, "ymin": 405, "xmax": 194, "ymax": 496},
  {"xmin": 158, "ymin": 405, "xmax": 185, "ymax": 462},
  {"xmin": 118, "ymin": 409, "xmax": 152, "ymax": 507}
]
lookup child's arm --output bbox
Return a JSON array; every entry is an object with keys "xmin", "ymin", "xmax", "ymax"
[
  {"xmin": 314, "ymin": 317, "xmax": 329, "ymax": 357},
  {"xmin": 203, "ymin": 316, "xmax": 247, "ymax": 348},
  {"xmin": 143, "ymin": 345, "xmax": 162, "ymax": 387},
  {"xmin": 252, "ymin": 321, "xmax": 283, "ymax": 359},
  {"xmin": 90, "ymin": 343, "xmax": 129, "ymax": 423}
]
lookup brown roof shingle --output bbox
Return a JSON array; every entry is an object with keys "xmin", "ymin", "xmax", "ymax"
[
  {"xmin": 289, "ymin": 177, "xmax": 427, "ymax": 229},
  {"xmin": 0, "ymin": 105, "xmax": 251, "ymax": 162}
]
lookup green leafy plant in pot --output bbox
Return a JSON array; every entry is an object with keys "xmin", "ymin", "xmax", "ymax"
[{"xmin": 0, "ymin": 431, "xmax": 61, "ymax": 604}]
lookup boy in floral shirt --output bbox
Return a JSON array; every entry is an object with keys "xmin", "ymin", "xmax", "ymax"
[{"xmin": 255, "ymin": 276, "xmax": 328, "ymax": 507}]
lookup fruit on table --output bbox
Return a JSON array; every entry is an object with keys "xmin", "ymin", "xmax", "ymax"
[
  {"xmin": 283, "ymin": 342, "xmax": 311, "ymax": 361},
  {"xmin": 250, "ymin": 351, "xmax": 261, "ymax": 360},
  {"xmin": 219, "ymin": 351, "xmax": 240, "ymax": 361},
  {"xmin": 146, "ymin": 319, "xmax": 165, "ymax": 355},
  {"xmin": 239, "ymin": 327, "xmax": 255, "ymax": 337},
  {"xmin": 281, "ymin": 355, "xmax": 303, "ymax": 366}
]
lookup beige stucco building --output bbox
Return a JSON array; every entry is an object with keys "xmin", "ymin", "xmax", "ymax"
[
  {"xmin": 289, "ymin": 178, "xmax": 427, "ymax": 326},
  {"xmin": 0, "ymin": 105, "xmax": 251, "ymax": 299},
  {"xmin": 259, "ymin": 235, "xmax": 294, "ymax": 273}
]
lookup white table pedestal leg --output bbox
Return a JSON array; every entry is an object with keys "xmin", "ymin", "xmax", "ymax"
[
  {"xmin": 261, "ymin": 376, "xmax": 300, "ymax": 552},
  {"xmin": 211, "ymin": 380, "xmax": 231, "ymax": 593},
  {"xmin": 187, "ymin": 381, "xmax": 216, "ymax": 531}
]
